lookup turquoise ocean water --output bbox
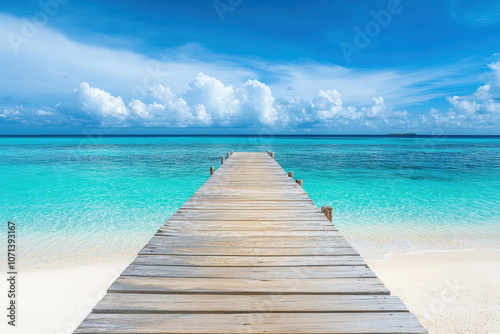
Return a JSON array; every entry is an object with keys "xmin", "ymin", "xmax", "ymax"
[{"xmin": 1, "ymin": 136, "xmax": 499, "ymax": 268}]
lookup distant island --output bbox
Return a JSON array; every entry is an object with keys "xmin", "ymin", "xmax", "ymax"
[{"xmin": 388, "ymin": 133, "xmax": 417, "ymax": 136}]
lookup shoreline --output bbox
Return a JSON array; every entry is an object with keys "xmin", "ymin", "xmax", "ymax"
[
  {"xmin": 1, "ymin": 249, "xmax": 499, "ymax": 334},
  {"xmin": 10, "ymin": 228, "xmax": 500, "ymax": 269}
]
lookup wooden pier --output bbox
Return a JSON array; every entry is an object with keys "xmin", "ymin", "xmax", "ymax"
[{"xmin": 75, "ymin": 152, "xmax": 426, "ymax": 333}]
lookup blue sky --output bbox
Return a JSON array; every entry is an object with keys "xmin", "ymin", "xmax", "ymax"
[{"xmin": 1, "ymin": 0, "xmax": 500, "ymax": 134}]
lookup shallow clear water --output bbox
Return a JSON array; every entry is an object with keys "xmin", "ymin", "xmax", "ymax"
[{"xmin": 1, "ymin": 136, "xmax": 499, "ymax": 267}]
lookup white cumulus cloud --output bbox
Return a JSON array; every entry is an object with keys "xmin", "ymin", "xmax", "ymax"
[
  {"xmin": 74, "ymin": 83, "xmax": 128, "ymax": 125},
  {"xmin": 67, "ymin": 73, "xmax": 409, "ymax": 129},
  {"xmin": 4, "ymin": 58, "xmax": 500, "ymax": 133},
  {"xmin": 420, "ymin": 60, "xmax": 500, "ymax": 129}
]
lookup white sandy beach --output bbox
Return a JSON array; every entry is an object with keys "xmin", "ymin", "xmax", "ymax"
[
  {"xmin": 1, "ymin": 258, "xmax": 134, "ymax": 334},
  {"xmin": 367, "ymin": 250, "xmax": 500, "ymax": 334},
  {"xmin": 1, "ymin": 250, "xmax": 499, "ymax": 334}
]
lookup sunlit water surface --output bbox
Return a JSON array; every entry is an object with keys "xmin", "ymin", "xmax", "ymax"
[{"xmin": 1, "ymin": 136, "xmax": 499, "ymax": 267}]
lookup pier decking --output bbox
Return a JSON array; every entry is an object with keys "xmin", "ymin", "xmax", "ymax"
[{"xmin": 75, "ymin": 152, "xmax": 426, "ymax": 333}]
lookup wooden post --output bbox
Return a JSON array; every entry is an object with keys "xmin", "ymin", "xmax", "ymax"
[
  {"xmin": 271, "ymin": 152, "xmax": 275, "ymax": 159},
  {"xmin": 210, "ymin": 166, "xmax": 214, "ymax": 176},
  {"xmin": 221, "ymin": 156, "xmax": 225, "ymax": 164},
  {"xmin": 321, "ymin": 206, "xmax": 333, "ymax": 222},
  {"xmin": 227, "ymin": 152, "xmax": 230, "ymax": 159},
  {"xmin": 231, "ymin": 151, "xmax": 233, "ymax": 155},
  {"xmin": 296, "ymin": 179, "xmax": 303, "ymax": 187},
  {"xmin": 288, "ymin": 171, "xmax": 293, "ymax": 178}
]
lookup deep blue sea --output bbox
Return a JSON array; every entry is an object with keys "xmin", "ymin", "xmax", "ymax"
[{"xmin": 1, "ymin": 136, "xmax": 499, "ymax": 267}]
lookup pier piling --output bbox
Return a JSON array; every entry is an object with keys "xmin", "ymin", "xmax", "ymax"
[{"xmin": 321, "ymin": 206, "xmax": 333, "ymax": 222}]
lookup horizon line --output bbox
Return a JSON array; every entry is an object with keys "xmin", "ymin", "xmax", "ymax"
[{"xmin": 1, "ymin": 134, "xmax": 499, "ymax": 138}]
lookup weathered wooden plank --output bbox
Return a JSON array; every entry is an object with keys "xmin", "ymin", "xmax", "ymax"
[
  {"xmin": 191, "ymin": 190, "xmax": 306, "ymax": 194},
  {"xmin": 75, "ymin": 312, "xmax": 426, "ymax": 333},
  {"xmin": 93, "ymin": 294, "xmax": 408, "ymax": 313},
  {"xmin": 187, "ymin": 196, "xmax": 315, "ymax": 201},
  {"xmin": 141, "ymin": 238, "xmax": 352, "ymax": 250},
  {"xmin": 179, "ymin": 205, "xmax": 319, "ymax": 210},
  {"xmin": 180, "ymin": 205, "xmax": 318, "ymax": 210},
  {"xmin": 161, "ymin": 226, "xmax": 338, "ymax": 232},
  {"xmin": 163, "ymin": 219, "xmax": 335, "ymax": 226},
  {"xmin": 187, "ymin": 196, "xmax": 314, "ymax": 201},
  {"xmin": 132, "ymin": 255, "xmax": 364, "ymax": 266},
  {"xmin": 121, "ymin": 265, "xmax": 375, "ymax": 279},
  {"xmin": 203, "ymin": 180, "xmax": 298, "ymax": 183},
  {"xmin": 108, "ymin": 277, "xmax": 390, "ymax": 295},
  {"xmin": 156, "ymin": 230, "xmax": 342, "ymax": 237},
  {"xmin": 145, "ymin": 235, "xmax": 349, "ymax": 245},
  {"xmin": 169, "ymin": 214, "xmax": 331, "ymax": 221},
  {"xmin": 177, "ymin": 209, "xmax": 322, "ymax": 214},
  {"xmin": 161, "ymin": 221, "xmax": 337, "ymax": 230},
  {"xmin": 139, "ymin": 246, "xmax": 360, "ymax": 256}
]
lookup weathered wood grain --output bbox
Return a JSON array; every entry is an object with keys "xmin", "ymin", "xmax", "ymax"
[
  {"xmin": 156, "ymin": 230, "xmax": 342, "ymax": 237},
  {"xmin": 141, "ymin": 235, "xmax": 352, "ymax": 248},
  {"xmin": 131, "ymin": 255, "xmax": 365, "ymax": 266},
  {"xmin": 121, "ymin": 265, "xmax": 376, "ymax": 279},
  {"xmin": 108, "ymin": 277, "xmax": 391, "ymax": 295},
  {"xmin": 74, "ymin": 152, "xmax": 426, "ymax": 334},
  {"xmin": 75, "ymin": 312, "xmax": 426, "ymax": 333},
  {"xmin": 138, "ymin": 246, "xmax": 360, "ymax": 256},
  {"xmin": 93, "ymin": 294, "xmax": 408, "ymax": 313}
]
